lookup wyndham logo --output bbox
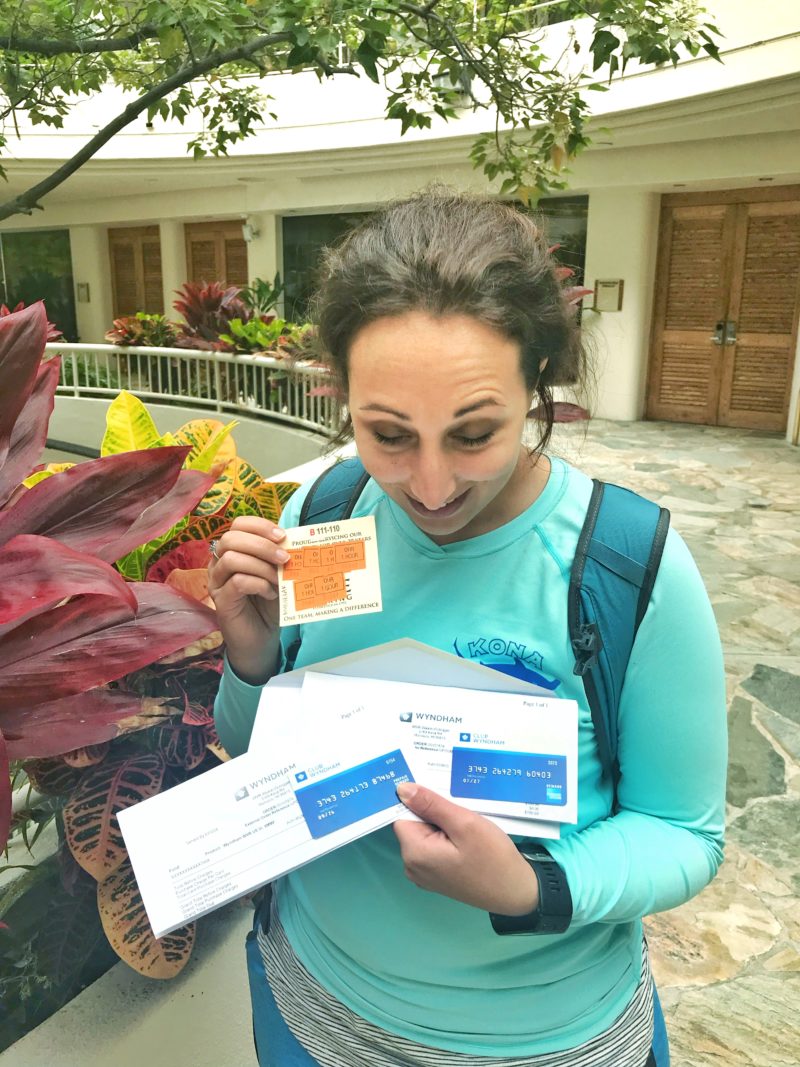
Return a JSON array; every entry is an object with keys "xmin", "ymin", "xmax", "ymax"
[{"xmin": 453, "ymin": 637, "xmax": 561, "ymax": 691}]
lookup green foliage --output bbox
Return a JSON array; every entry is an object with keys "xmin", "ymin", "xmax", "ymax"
[
  {"xmin": 105, "ymin": 312, "xmax": 180, "ymax": 348},
  {"xmin": 0, "ymin": 1, "xmax": 723, "ymax": 216},
  {"xmin": 240, "ymin": 273, "xmax": 285, "ymax": 317},
  {"xmin": 220, "ymin": 315, "xmax": 297, "ymax": 353}
]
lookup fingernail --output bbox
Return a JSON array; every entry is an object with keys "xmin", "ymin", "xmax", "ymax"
[
  {"xmin": 276, "ymin": 550, "xmax": 290, "ymax": 563},
  {"xmin": 270, "ymin": 528, "xmax": 285, "ymax": 541},
  {"xmin": 396, "ymin": 782, "xmax": 417, "ymax": 802}
]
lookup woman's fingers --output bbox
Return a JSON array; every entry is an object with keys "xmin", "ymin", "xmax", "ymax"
[{"xmin": 208, "ymin": 521, "xmax": 291, "ymax": 602}]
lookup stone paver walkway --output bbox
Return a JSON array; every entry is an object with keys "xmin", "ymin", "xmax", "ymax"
[{"xmin": 552, "ymin": 419, "xmax": 800, "ymax": 1067}]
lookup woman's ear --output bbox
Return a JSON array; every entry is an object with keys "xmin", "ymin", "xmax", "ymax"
[{"xmin": 538, "ymin": 357, "xmax": 549, "ymax": 374}]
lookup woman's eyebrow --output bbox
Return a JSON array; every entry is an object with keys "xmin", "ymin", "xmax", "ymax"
[
  {"xmin": 359, "ymin": 399, "xmax": 503, "ymax": 420},
  {"xmin": 358, "ymin": 403, "xmax": 411, "ymax": 420},
  {"xmin": 453, "ymin": 399, "xmax": 504, "ymax": 418}
]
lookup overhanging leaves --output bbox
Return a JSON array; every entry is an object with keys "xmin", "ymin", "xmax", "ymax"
[{"xmin": 0, "ymin": 3, "xmax": 723, "ymax": 215}]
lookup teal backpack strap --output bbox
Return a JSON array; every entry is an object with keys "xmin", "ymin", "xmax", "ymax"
[
  {"xmin": 298, "ymin": 456, "xmax": 370, "ymax": 526},
  {"xmin": 568, "ymin": 481, "xmax": 670, "ymax": 797}
]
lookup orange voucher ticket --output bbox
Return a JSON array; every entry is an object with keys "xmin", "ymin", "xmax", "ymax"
[{"xmin": 278, "ymin": 516, "xmax": 382, "ymax": 625}]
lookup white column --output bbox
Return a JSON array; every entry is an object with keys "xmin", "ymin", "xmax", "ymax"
[
  {"xmin": 244, "ymin": 212, "xmax": 281, "ymax": 291},
  {"xmin": 580, "ymin": 190, "xmax": 661, "ymax": 421},
  {"xmin": 69, "ymin": 226, "xmax": 114, "ymax": 343},
  {"xmin": 159, "ymin": 220, "xmax": 187, "ymax": 317}
]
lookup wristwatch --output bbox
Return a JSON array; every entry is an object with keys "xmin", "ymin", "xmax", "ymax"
[{"xmin": 489, "ymin": 846, "xmax": 573, "ymax": 935}]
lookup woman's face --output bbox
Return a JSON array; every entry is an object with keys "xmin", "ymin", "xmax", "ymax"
[{"xmin": 348, "ymin": 311, "xmax": 538, "ymax": 543}]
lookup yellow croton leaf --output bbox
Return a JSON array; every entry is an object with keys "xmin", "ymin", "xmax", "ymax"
[
  {"xmin": 233, "ymin": 456, "xmax": 263, "ymax": 494},
  {"xmin": 22, "ymin": 462, "xmax": 74, "ymax": 488},
  {"xmin": 101, "ymin": 390, "xmax": 175, "ymax": 455},
  {"xmin": 173, "ymin": 418, "xmax": 237, "ymax": 473}
]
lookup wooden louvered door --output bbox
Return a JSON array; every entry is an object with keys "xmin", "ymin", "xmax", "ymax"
[
  {"xmin": 185, "ymin": 221, "xmax": 248, "ymax": 287},
  {"xmin": 647, "ymin": 189, "xmax": 800, "ymax": 432},
  {"xmin": 718, "ymin": 201, "xmax": 800, "ymax": 429},
  {"xmin": 108, "ymin": 226, "xmax": 165, "ymax": 316}
]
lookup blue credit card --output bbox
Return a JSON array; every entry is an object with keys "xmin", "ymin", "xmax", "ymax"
[
  {"xmin": 451, "ymin": 747, "xmax": 567, "ymax": 807},
  {"xmin": 293, "ymin": 750, "xmax": 414, "ymax": 839}
]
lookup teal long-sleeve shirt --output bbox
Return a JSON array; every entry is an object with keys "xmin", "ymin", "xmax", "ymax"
[{"xmin": 214, "ymin": 456, "xmax": 727, "ymax": 1057}]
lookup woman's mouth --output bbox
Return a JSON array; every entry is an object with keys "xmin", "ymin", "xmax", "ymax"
[{"xmin": 406, "ymin": 490, "xmax": 469, "ymax": 520}]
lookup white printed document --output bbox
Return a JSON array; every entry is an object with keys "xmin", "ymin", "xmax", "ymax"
[{"xmin": 118, "ymin": 687, "xmax": 415, "ymax": 938}]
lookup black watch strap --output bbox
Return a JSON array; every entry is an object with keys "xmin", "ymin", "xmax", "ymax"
[{"xmin": 489, "ymin": 847, "xmax": 573, "ymax": 935}]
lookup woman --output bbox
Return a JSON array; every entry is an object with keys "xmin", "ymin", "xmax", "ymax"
[{"xmin": 209, "ymin": 190, "xmax": 727, "ymax": 1067}]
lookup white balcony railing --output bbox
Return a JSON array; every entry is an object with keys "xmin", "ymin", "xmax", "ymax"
[{"xmin": 44, "ymin": 342, "xmax": 338, "ymax": 437}]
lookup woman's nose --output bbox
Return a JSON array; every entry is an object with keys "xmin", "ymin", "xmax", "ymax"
[{"xmin": 408, "ymin": 449, "xmax": 458, "ymax": 510}]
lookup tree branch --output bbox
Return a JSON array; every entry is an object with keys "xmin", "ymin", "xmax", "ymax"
[
  {"xmin": 0, "ymin": 31, "xmax": 293, "ymax": 221},
  {"xmin": 0, "ymin": 25, "xmax": 161, "ymax": 56}
]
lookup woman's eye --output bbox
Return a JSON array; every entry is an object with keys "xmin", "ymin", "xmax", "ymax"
[
  {"xmin": 373, "ymin": 430, "xmax": 410, "ymax": 446},
  {"xmin": 455, "ymin": 431, "xmax": 495, "ymax": 448}
]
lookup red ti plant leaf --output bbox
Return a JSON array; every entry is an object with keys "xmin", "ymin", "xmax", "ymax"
[
  {"xmin": 0, "ymin": 445, "xmax": 195, "ymax": 554},
  {"xmin": 0, "ymin": 302, "xmax": 47, "ymax": 472},
  {"xmin": 0, "ymin": 356, "xmax": 60, "ymax": 507},
  {"xmin": 0, "ymin": 583, "xmax": 217, "ymax": 712},
  {"xmin": 111, "ymin": 468, "xmax": 216, "ymax": 563},
  {"xmin": 0, "ymin": 726, "xmax": 10, "ymax": 856},
  {"xmin": 0, "ymin": 534, "xmax": 136, "ymax": 628},
  {"xmin": 1, "ymin": 689, "xmax": 170, "ymax": 760},
  {"xmin": 63, "ymin": 753, "xmax": 165, "ymax": 881}
]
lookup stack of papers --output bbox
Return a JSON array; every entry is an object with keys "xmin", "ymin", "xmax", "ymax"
[{"xmin": 118, "ymin": 640, "xmax": 578, "ymax": 938}]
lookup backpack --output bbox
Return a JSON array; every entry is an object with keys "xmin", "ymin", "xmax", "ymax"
[{"xmin": 296, "ymin": 456, "xmax": 670, "ymax": 798}]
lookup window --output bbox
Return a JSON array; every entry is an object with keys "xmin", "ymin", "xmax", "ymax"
[
  {"xmin": 282, "ymin": 212, "xmax": 371, "ymax": 323},
  {"xmin": 281, "ymin": 198, "xmax": 588, "ymax": 325},
  {"xmin": 534, "ymin": 195, "xmax": 589, "ymax": 287},
  {"xmin": 0, "ymin": 228, "xmax": 78, "ymax": 340}
]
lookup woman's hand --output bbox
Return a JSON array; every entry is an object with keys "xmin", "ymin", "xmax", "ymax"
[
  {"xmin": 393, "ymin": 783, "xmax": 539, "ymax": 915},
  {"xmin": 207, "ymin": 516, "xmax": 291, "ymax": 685}
]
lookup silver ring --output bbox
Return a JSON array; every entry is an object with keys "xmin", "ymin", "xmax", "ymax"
[{"xmin": 210, "ymin": 539, "xmax": 221, "ymax": 561}]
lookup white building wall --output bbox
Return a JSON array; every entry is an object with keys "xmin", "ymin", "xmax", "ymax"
[
  {"xmin": 159, "ymin": 219, "xmax": 187, "ymax": 312},
  {"xmin": 244, "ymin": 212, "xmax": 281, "ymax": 291},
  {"xmin": 581, "ymin": 191, "xmax": 661, "ymax": 421},
  {"xmin": 69, "ymin": 225, "xmax": 113, "ymax": 342}
]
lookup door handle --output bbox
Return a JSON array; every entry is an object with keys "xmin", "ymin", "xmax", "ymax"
[{"xmin": 711, "ymin": 320, "xmax": 736, "ymax": 346}]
